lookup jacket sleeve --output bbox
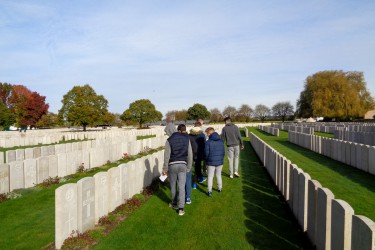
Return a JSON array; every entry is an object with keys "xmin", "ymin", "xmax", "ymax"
[
  {"xmin": 187, "ymin": 141, "xmax": 193, "ymax": 172},
  {"xmin": 205, "ymin": 141, "xmax": 210, "ymax": 162},
  {"xmin": 220, "ymin": 127, "xmax": 226, "ymax": 142},
  {"xmin": 163, "ymin": 141, "xmax": 171, "ymax": 172}
]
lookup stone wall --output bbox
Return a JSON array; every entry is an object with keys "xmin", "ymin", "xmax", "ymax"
[
  {"xmin": 55, "ymin": 150, "xmax": 164, "ymax": 249},
  {"xmin": 250, "ymin": 132, "xmax": 375, "ymax": 249},
  {"xmin": 288, "ymin": 131, "xmax": 375, "ymax": 175},
  {"xmin": 334, "ymin": 129, "xmax": 375, "ymax": 146}
]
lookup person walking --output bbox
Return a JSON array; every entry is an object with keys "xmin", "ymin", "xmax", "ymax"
[
  {"xmin": 205, "ymin": 127, "xmax": 225, "ymax": 197},
  {"xmin": 221, "ymin": 117, "xmax": 244, "ymax": 178},
  {"xmin": 189, "ymin": 123, "xmax": 206, "ymax": 183},
  {"xmin": 162, "ymin": 124, "xmax": 193, "ymax": 216}
]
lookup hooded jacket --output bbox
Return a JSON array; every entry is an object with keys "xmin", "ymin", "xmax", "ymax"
[
  {"xmin": 189, "ymin": 127, "xmax": 206, "ymax": 159},
  {"xmin": 205, "ymin": 132, "xmax": 225, "ymax": 166},
  {"xmin": 164, "ymin": 123, "xmax": 177, "ymax": 136}
]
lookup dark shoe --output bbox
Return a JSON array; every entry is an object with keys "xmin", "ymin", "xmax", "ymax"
[
  {"xmin": 218, "ymin": 189, "xmax": 222, "ymax": 194},
  {"xmin": 199, "ymin": 177, "xmax": 207, "ymax": 183},
  {"xmin": 169, "ymin": 202, "xmax": 178, "ymax": 210},
  {"xmin": 208, "ymin": 192, "xmax": 212, "ymax": 197}
]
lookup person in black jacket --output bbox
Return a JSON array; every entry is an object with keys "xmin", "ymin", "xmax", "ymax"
[{"xmin": 205, "ymin": 127, "xmax": 225, "ymax": 197}]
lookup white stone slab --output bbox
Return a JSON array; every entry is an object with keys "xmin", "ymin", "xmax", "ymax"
[
  {"xmin": 55, "ymin": 183, "xmax": 78, "ymax": 249},
  {"xmin": 5, "ymin": 150, "xmax": 16, "ymax": 163},
  {"xmin": 33, "ymin": 147, "xmax": 41, "ymax": 158},
  {"xmin": 77, "ymin": 177, "xmax": 95, "ymax": 234},
  {"xmin": 298, "ymin": 172, "xmax": 311, "ymax": 232},
  {"xmin": 0, "ymin": 163, "xmax": 10, "ymax": 194},
  {"xmin": 307, "ymin": 179, "xmax": 322, "ymax": 246},
  {"xmin": 24, "ymin": 159, "xmax": 37, "ymax": 188},
  {"xmin": 24, "ymin": 148, "xmax": 34, "ymax": 160},
  {"xmin": 48, "ymin": 155, "xmax": 58, "ymax": 178},
  {"xmin": 351, "ymin": 215, "xmax": 375, "ymax": 250},
  {"xmin": 292, "ymin": 167, "xmax": 302, "ymax": 216},
  {"xmin": 36, "ymin": 157, "xmax": 49, "ymax": 184},
  {"xmin": 361, "ymin": 145, "xmax": 369, "ymax": 172},
  {"xmin": 119, "ymin": 163, "xmax": 130, "ymax": 201},
  {"xmin": 41, "ymin": 146, "xmax": 50, "ymax": 157},
  {"xmin": 369, "ymin": 146, "xmax": 375, "ymax": 175},
  {"xmin": 331, "ymin": 199, "xmax": 354, "ymax": 250},
  {"xmin": 9, "ymin": 161, "xmax": 24, "ymax": 191},
  {"xmin": 108, "ymin": 167, "xmax": 122, "ymax": 212},
  {"xmin": 57, "ymin": 154, "xmax": 67, "ymax": 177},
  {"xmin": 94, "ymin": 172, "xmax": 109, "ymax": 223},
  {"xmin": 316, "ymin": 187, "xmax": 335, "ymax": 250},
  {"xmin": 16, "ymin": 149, "xmax": 25, "ymax": 162}
]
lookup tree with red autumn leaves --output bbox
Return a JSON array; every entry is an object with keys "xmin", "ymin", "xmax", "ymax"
[{"xmin": 0, "ymin": 83, "xmax": 49, "ymax": 129}]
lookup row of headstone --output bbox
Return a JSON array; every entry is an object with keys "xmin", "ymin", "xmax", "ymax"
[
  {"xmin": 258, "ymin": 125, "xmax": 279, "ymax": 136},
  {"xmin": 271, "ymin": 123, "xmax": 314, "ymax": 134},
  {"xmin": 0, "ymin": 126, "xmax": 167, "ymax": 149},
  {"xmin": 0, "ymin": 136, "xmax": 167, "ymax": 194},
  {"xmin": 334, "ymin": 129, "xmax": 375, "ymax": 146},
  {"xmin": 55, "ymin": 150, "xmax": 165, "ymax": 249},
  {"xmin": 250, "ymin": 132, "xmax": 375, "ymax": 250},
  {"xmin": 288, "ymin": 131, "xmax": 375, "ymax": 175}
]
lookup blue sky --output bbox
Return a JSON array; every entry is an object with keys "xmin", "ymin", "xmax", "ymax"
[{"xmin": 1, "ymin": 0, "xmax": 374, "ymax": 116}]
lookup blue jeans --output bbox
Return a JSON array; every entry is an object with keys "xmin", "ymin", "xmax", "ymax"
[{"xmin": 185, "ymin": 170, "xmax": 192, "ymax": 200}]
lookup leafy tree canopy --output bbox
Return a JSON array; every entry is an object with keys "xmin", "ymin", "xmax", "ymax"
[
  {"xmin": 272, "ymin": 101, "xmax": 294, "ymax": 122},
  {"xmin": 187, "ymin": 103, "xmax": 210, "ymax": 120},
  {"xmin": 296, "ymin": 71, "xmax": 374, "ymax": 119},
  {"xmin": 58, "ymin": 84, "xmax": 109, "ymax": 131},
  {"xmin": 121, "ymin": 99, "xmax": 162, "ymax": 128}
]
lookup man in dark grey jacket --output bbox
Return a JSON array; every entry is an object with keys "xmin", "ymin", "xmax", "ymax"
[{"xmin": 221, "ymin": 117, "xmax": 244, "ymax": 178}]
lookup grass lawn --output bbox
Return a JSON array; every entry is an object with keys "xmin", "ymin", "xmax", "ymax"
[
  {"xmin": 136, "ymin": 134, "xmax": 156, "ymax": 140},
  {"xmin": 0, "ymin": 148, "xmax": 162, "ymax": 249},
  {"xmin": 93, "ymin": 134, "xmax": 306, "ymax": 249},
  {"xmin": 249, "ymin": 127, "xmax": 375, "ymax": 221}
]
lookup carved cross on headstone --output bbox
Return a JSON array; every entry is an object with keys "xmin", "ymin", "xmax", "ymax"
[
  {"xmin": 112, "ymin": 177, "xmax": 121, "ymax": 201},
  {"xmin": 82, "ymin": 190, "xmax": 94, "ymax": 217},
  {"xmin": 65, "ymin": 211, "xmax": 74, "ymax": 234}
]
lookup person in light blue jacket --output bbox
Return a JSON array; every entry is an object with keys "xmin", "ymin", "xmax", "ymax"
[{"xmin": 204, "ymin": 127, "xmax": 225, "ymax": 197}]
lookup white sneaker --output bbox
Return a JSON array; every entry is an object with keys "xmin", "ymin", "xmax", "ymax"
[
  {"xmin": 234, "ymin": 172, "xmax": 240, "ymax": 177},
  {"xmin": 230, "ymin": 175, "xmax": 233, "ymax": 178},
  {"xmin": 178, "ymin": 209, "xmax": 185, "ymax": 216}
]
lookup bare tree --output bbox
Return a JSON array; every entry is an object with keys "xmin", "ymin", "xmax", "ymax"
[
  {"xmin": 254, "ymin": 104, "xmax": 270, "ymax": 123},
  {"xmin": 210, "ymin": 108, "xmax": 223, "ymax": 123},
  {"xmin": 272, "ymin": 101, "xmax": 294, "ymax": 122},
  {"xmin": 237, "ymin": 104, "xmax": 253, "ymax": 122},
  {"xmin": 222, "ymin": 105, "xmax": 237, "ymax": 119}
]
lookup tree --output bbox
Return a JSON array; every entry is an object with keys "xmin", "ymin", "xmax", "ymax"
[
  {"xmin": 175, "ymin": 110, "xmax": 188, "ymax": 123},
  {"xmin": 121, "ymin": 99, "xmax": 162, "ymax": 128},
  {"xmin": 296, "ymin": 71, "xmax": 374, "ymax": 119},
  {"xmin": 254, "ymin": 104, "xmax": 270, "ymax": 123},
  {"xmin": 0, "ymin": 101, "xmax": 16, "ymax": 129},
  {"xmin": 272, "ymin": 101, "xmax": 294, "ymax": 122},
  {"xmin": 101, "ymin": 112, "xmax": 116, "ymax": 125},
  {"xmin": 0, "ymin": 82, "xmax": 13, "ymax": 108},
  {"xmin": 187, "ymin": 103, "xmax": 210, "ymax": 120},
  {"xmin": 36, "ymin": 112, "xmax": 59, "ymax": 128},
  {"xmin": 209, "ymin": 108, "xmax": 223, "ymax": 123},
  {"xmin": 18, "ymin": 91, "xmax": 49, "ymax": 128},
  {"xmin": 237, "ymin": 104, "xmax": 253, "ymax": 122},
  {"xmin": 222, "ymin": 106, "xmax": 237, "ymax": 119},
  {"xmin": 58, "ymin": 84, "xmax": 109, "ymax": 131}
]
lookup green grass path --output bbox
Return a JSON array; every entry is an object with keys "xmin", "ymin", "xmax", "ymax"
[
  {"xmin": 250, "ymin": 127, "xmax": 375, "ymax": 221},
  {"xmin": 94, "ymin": 135, "xmax": 305, "ymax": 249}
]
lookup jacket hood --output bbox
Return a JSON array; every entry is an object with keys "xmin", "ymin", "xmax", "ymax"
[
  {"xmin": 209, "ymin": 132, "xmax": 221, "ymax": 141},
  {"xmin": 164, "ymin": 123, "xmax": 177, "ymax": 136},
  {"xmin": 190, "ymin": 126, "xmax": 203, "ymax": 135}
]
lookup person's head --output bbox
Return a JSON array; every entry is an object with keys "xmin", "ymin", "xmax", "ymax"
[
  {"xmin": 224, "ymin": 117, "xmax": 231, "ymax": 124},
  {"xmin": 164, "ymin": 123, "xmax": 177, "ymax": 136},
  {"xmin": 177, "ymin": 124, "xmax": 187, "ymax": 133},
  {"xmin": 197, "ymin": 118, "xmax": 204, "ymax": 125},
  {"xmin": 205, "ymin": 127, "xmax": 215, "ymax": 136},
  {"xmin": 194, "ymin": 121, "xmax": 202, "ymax": 127}
]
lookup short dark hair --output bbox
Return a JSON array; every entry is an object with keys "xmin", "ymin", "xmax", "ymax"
[
  {"xmin": 194, "ymin": 121, "xmax": 202, "ymax": 127},
  {"xmin": 177, "ymin": 124, "xmax": 186, "ymax": 132},
  {"xmin": 224, "ymin": 117, "xmax": 231, "ymax": 122}
]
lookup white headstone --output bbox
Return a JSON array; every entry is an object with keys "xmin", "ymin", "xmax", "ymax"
[
  {"xmin": 298, "ymin": 172, "xmax": 311, "ymax": 232},
  {"xmin": 316, "ymin": 187, "xmax": 335, "ymax": 250},
  {"xmin": 55, "ymin": 183, "xmax": 78, "ymax": 249},
  {"xmin": 24, "ymin": 159, "xmax": 38, "ymax": 188},
  {"xmin": 24, "ymin": 148, "xmax": 34, "ymax": 160},
  {"xmin": 331, "ymin": 199, "xmax": 354, "ymax": 250},
  {"xmin": 57, "ymin": 154, "xmax": 67, "ymax": 177},
  {"xmin": 119, "ymin": 163, "xmax": 129, "ymax": 201},
  {"xmin": 5, "ymin": 150, "xmax": 16, "ymax": 163},
  {"xmin": 36, "ymin": 157, "xmax": 49, "ymax": 183},
  {"xmin": 33, "ymin": 147, "xmax": 41, "ymax": 158},
  {"xmin": 0, "ymin": 163, "xmax": 10, "ymax": 194},
  {"xmin": 369, "ymin": 146, "xmax": 375, "ymax": 175},
  {"xmin": 0, "ymin": 152, "xmax": 4, "ymax": 164},
  {"xmin": 108, "ymin": 167, "xmax": 122, "ymax": 212},
  {"xmin": 9, "ymin": 161, "xmax": 24, "ymax": 191},
  {"xmin": 41, "ymin": 146, "xmax": 50, "ymax": 157},
  {"xmin": 351, "ymin": 215, "xmax": 375, "ymax": 250},
  {"xmin": 48, "ymin": 155, "xmax": 58, "ymax": 178},
  {"xmin": 77, "ymin": 177, "xmax": 95, "ymax": 234},
  {"xmin": 94, "ymin": 172, "xmax": 109, "ymax": 223},
  {"xmin": 16, "ymin": 149, "xmax": 25, "ymax": 162},
  {"xmin": 307, "ymin": 179, "xmax": 322, "ymax": 246}
]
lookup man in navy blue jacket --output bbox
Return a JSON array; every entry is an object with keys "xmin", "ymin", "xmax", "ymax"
[{"xmin": 205, "ymin": 127, "xmax": 225, "ymax": 197}]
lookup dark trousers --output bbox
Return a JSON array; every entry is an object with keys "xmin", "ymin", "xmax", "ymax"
[{"xmin": 194, "ymin": 158, "xmax": 204, "ymax": 179}]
